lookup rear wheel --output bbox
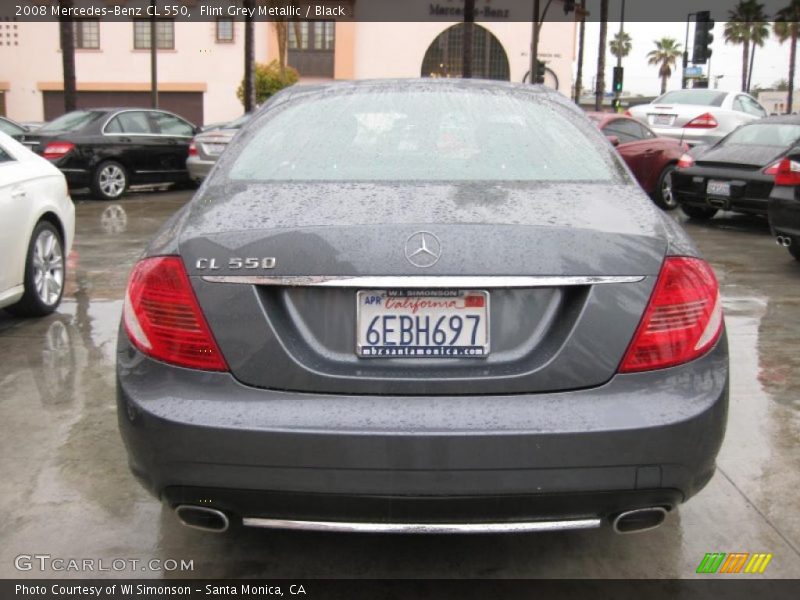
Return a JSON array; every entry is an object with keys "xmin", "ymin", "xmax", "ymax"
[
  {"xmin": 91, "ymin": 161, "xmax": 128, "ymax": 201},
  {"xmin": 7, "ymin": 221, "xmax": 65, "ymax": 317},
  {"xmin": 681, "ymin": 204, "xmax": 718, "ymax": 220},
  {"xmin": 652, "ymin": 165, "xmax": 678, "ymax": 210},
  {"xmin": 789, "ymin": 243, "xmax": 800, "ymax": 262}
]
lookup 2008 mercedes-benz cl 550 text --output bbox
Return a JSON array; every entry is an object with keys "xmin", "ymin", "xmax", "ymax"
[{"xmin": 117, "ymin": 80, "xmax": 729, "ymax": 535}]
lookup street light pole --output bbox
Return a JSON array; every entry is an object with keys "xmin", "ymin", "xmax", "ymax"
[
  {"xmin": 613, "ymin": 0, "xmax": 625, "ymax": 107},
  {"xmin": 149, "ymin": 0, "xmax": 157, "ymax": 108},
  {"xmin": 682, "ymin": 12, "xmax": 695, "ymax": 90}
]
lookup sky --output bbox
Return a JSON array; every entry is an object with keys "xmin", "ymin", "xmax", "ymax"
[{"xmin": 577, "ymin": 20, "xmax": 795, "ymax": 97}]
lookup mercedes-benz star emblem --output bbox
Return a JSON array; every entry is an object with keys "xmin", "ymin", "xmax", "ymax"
[{"xmin": 404, "ymin": 231, "xmax": 442, "ymax": 268}]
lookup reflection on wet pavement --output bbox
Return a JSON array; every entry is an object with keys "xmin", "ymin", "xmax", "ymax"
[{"xmin": 0, "ymin": 192, "xmax": 798, "ymax": 579}]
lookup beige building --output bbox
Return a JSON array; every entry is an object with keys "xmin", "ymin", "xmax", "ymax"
[
  {"xmin": 0, "ymin": 11, "xmax": 575, "ymax": 126},
  {"xmin": 757, "ymin": 90, "xmax": 800, "ymax": 115}
]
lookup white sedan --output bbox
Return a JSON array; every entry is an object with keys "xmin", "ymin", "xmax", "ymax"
[
  {"xmin": 628, "ymin": 89, "xmax": 767, "ymax": 147},
  {"xmin": 0, "ymin": 131, "xmax": 75, "ymax": 316}
]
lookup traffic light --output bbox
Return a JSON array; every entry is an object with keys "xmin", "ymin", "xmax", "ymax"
[
  {"xmin": 693, "ymin": 11, "xmax": 715, "ymax": 64},
  {"xmin": 612, "ymin": 66, "xmax": 624, "ymax": 93},
  {"xmin": 535, "ymin": 61, "xmax": 546, "ymax": 84}
]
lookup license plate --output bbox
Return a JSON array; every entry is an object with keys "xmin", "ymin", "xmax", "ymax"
[
  {"xmin": 356, "ymin": 290, "xmax": 489, "ymax": 358},
  {"xmin": 707, "ymin": 180, "xmax": 731, "ymax": 197},
  {"xmin": 651, "ymin": 113, "xmax": 674, "ymax": 126},
  {"xmin": 203, "ymin": 143, "xmax": 226, "ymax": 156}
]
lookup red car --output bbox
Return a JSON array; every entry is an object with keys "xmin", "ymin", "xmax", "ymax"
[{"xmin": 588, "ymin": 112, "xmax": 688, "ymax": 210}]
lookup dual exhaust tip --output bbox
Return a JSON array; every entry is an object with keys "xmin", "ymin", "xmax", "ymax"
[
  {"xmin": 776, "ymin": 236, "xmax": 793, "ymax": 247},
  {"xmin": 174, "ymin": 504, "xmax": 668, "ymax": 535}
]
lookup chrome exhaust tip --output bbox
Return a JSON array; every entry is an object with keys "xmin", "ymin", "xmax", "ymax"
[
  {"xmin": 175, "ymin": 505, "xmax": 230, "ymax": 533},
  {"xmin": 777, "ymin": 236, "xmax": 793, "ymax": 247},
  {"xmin": 612, "ymin": 507, "xmax": 668, "ymax": 534}
]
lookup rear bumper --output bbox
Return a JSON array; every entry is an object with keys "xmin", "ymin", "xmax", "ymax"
[
  {"xmin": 186, "ymin": 156, "xmax": 215, "ymax": 181},
  {"xmin": 117, "ymin": 332, "xmax": 728, "ymax": 524},
  {"xmin": 59, "ymin": 167, "xmax": 91, "ymax": 188},
  {"xmin": 769, "ymin": 192, "xmax": 800, "ymax": 238},
  {"xmin": 648, "ymin": 127, "xmax": 724, "ymax": 147},
  {"xmin": 673, "ymin": 169, "xmax": 771, "ymax": 215}
]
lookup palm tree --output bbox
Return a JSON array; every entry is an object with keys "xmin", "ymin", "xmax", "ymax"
[
  {"xmin": 724, "ymin": 0, "xmax": 770, "ymax": 92},
  {"xmin": 594, "ymin": 0, "xmax": 608, "ymax": 111},
  {"xmin": 774, "ymin": 1, "xmax": 800, "ymax": 113},
  {"xmin": 243, "ymin": 0, "xmax": 255, "ymax": 112},
  {"xmin": 647, "ymin": 38, "xmax": 682, "ymax": 95},
  {"xmin": 574, "ymin": 0, "xmax": 587, "ymax": 102},
  {"xmin": 58, "ymin": 0, "xmax": 76, "ymax": 113},
  {"xmin": 609, "ymin": 31, "xmax": 632, "ymax": 61}
]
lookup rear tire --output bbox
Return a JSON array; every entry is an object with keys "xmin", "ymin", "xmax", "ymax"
[
  {"xmin": 789, "ymin": 243, "xmax": 800, "ymax": 262},
  {"xmin": 91, "ymin": 160, "xmax": 128, "ymax": 201},
  {"xmin": 7, "ymin": 221, "xmax": 65, "ymax": 317},
  {"xmin": 652, "ymin": 165, "xmax": 678, "ymax": 210},
  {"xmin": 681, "ymin": 204, "xmax": 718, "ymax": 220}
]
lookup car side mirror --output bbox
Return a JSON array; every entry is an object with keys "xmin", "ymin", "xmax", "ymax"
[{"xmin": 606, "ymin": 135, "xmax": 620, "ymax": 147}]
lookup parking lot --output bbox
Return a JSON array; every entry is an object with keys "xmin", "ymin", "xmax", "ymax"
[{"xmin": 0, "ymin": 189, "xmax": 798, "ymax": 579}]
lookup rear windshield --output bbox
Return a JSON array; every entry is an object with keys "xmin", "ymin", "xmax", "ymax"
[
  {"xmin": 38, "ymin": 110, "xmax": 104, "ymax": 134},
  {"xmin": 228, "ymin": 89, "xmax": 616, "ymax": 182},
  {"xmin": 227, "ymin": 114, "xmax": 251, "ymax": 130},
  {"xmin": 724, "ymin": 123, "xmax": 800, "ymax": 147},
  {"xmin": 655, "ymin": 90, "xmax": 727, "ymax": 107}
]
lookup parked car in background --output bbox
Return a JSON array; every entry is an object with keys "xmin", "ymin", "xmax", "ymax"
[
  {"xmin": 118, "ymin": 80, "xmax": 728, "ymax": 536},
  {"xmin": 768, "ymin": 153, "xmax": 800, "ymax": 262},
  {"xmin": 0, "ymin": 131, "xmax": 75, "ymax": 316},
  {"xmin": 17, "ymin": 108, "xmax": 197, "ymax": 200},
  {"xmin": 628, "ymin": 89, "xmax": 767, "ymax": 147},
  {"xmin": 187, "ymin": 113, "xmax": 251, "ymax": 182},
  {"xmin": 672, "ymin": 115, "xmax": 800, "ymax": 220},
  {"xmin": 0, "ymin": 116, "xmax": 28, "ymax": 137},
  {"xmin": 588, "ymin": 112, "xmax": 687, "ymax": 209}
]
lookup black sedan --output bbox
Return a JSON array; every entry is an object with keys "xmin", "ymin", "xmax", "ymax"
[
  {"xmin": 672, "ymin": 115, "xmax": 800, "ymax": 220},
  {"xmin": 769, "ymin": 154, "xmax": 800, "ymax": 262},
  {"xmin": 17, "ymin": 108, "xmax": 197, "ymax": 200}
]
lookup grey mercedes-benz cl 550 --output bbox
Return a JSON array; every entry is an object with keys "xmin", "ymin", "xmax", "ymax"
[{"xmin": 117, "ymin": 79, "xmax": 728, "ymax": 535}]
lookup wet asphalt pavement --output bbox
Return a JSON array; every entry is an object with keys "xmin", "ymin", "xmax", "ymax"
[{"xmin": 0, "ymin": 189, "xmax": 798, "ymax": 579}]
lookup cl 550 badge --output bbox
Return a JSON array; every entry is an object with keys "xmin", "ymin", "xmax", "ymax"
[{"xmin": 195, "ymin": 257, "xmax": 277, "ymax": 270}]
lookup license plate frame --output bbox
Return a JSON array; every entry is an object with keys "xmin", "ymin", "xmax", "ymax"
[
  {"xmin": 651, "ymin": 113, "xmax": 674, "ymax": 126},
  {"xmin": 707, "ymin": 180, "xmax": 731, "ymax": 197},
  {"xmin": 356, "ymin": 289, "xmax": 490, "ymax": 358},
  {"xmin": 203, "ymin": 143, "xmax": 226, "ymax": 156}
]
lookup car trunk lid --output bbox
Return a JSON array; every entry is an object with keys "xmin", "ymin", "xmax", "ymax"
[{"xmin": 179, "ymin": 181, "xmax": 667, "ymax": 394}]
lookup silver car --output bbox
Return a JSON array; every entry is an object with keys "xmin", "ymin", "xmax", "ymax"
[
  {"xmin": 186, "ymin": 113, "xmax": 251, "ymax": 182},
  {"xmin": 117, "ymin": 80, "xmax": 728, "ymax": 536},
  {"xmin": 628, "ymin": 89, "xmax": 767, "ymax": 147}
]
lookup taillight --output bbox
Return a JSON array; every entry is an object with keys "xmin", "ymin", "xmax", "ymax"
[
  {"xmin": 774, "ymin": 158, "xmax": 800, "ymax": 186},
  {"xmin": 624, "ymin": 110, "xmax": 632, "ymax": 117},
  {"xmin": 685, "ymin": 112, "xmax": 718, "ymax": 128},
  {"xmin": 188, "ymin": 141, "xmax": 198, "ymax": 156},
  {"xmin": 763, "ymin": 160, "xmax": 781, "ymax": 175},
  {"xmin": 677, "ymin": 153, "xmax": 695, "ymax": 168},
  {"xmin": 619, "ymin": 257, "xmax": 723, "ymax": 373},
  {"xmin": 122, "ymin": 256, "xmax": 228, "ymax": 371},
  {"xmin": 43, "ymin": 141, "xmax": 75, "ymax": 159}
]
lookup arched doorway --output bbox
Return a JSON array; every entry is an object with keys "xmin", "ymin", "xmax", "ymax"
[{"xmin": 421, "ymin": 24, "xmax": 510, "ymax": 81}]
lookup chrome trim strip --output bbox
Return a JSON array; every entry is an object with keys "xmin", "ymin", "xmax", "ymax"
[
  {"xmin": 201, "ymin": 275, "xmax": 644, "ymax": 288},
  {"xmin": 100, "ymin": 108, "xmax": 194, "ymax": 138},
  {"xmin": 241, "ymin": 517, "xmax": 603, "ymax": 534}
]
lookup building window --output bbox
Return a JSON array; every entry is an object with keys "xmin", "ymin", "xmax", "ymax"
[
  {"xmin": 74, "ymin": 19, "xmax": 100, "ymax": 49},
  {"xmin": 289, "ymin": 21, "xmax": 333, "ymax": 51},
  {"xmin": 133, "ymin": 19, "xmax": 175, "ymax": 50},
  {"xmin": 288, "ymin": 22, "xmax": 335, "ymax": 77},
  {"xmin": 216, "ymin": 18, "xmax": 234, "ymax": 43},
  {"xmin": 421, "ymin": 24, "xmax": 510, "ymax": 81}
]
